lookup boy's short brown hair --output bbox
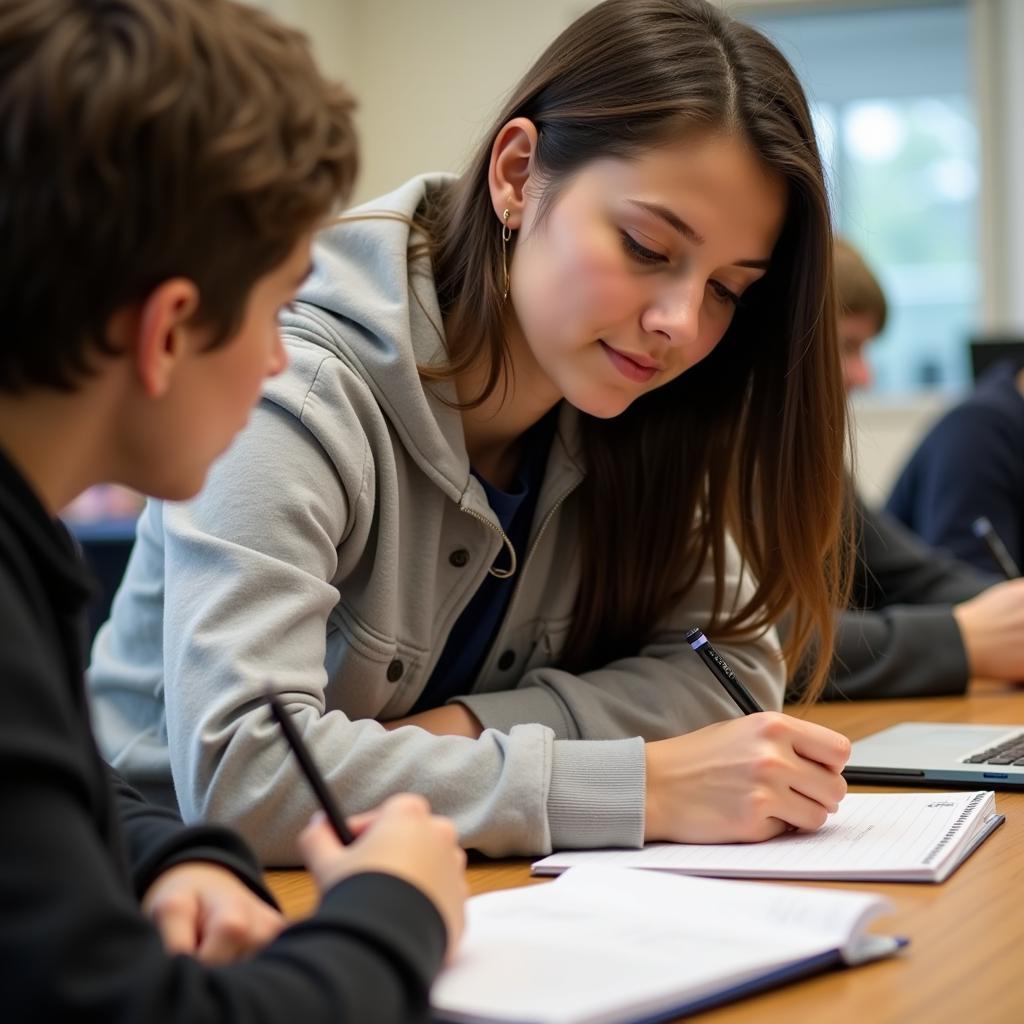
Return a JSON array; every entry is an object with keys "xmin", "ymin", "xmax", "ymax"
[
  {"xmin": 0, "ymin": 0, "xmax": 357, "ymax": 391},
  {"xmin": 834, "ymin": 238, "xmax": 888, "ymax": 333}
]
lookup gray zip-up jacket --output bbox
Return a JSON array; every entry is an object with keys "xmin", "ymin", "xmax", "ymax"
[{"xmin": 87, "ymin": 175, "xmax": 784, "ymax": 864}]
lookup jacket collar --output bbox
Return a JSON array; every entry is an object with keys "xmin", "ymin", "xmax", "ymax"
[{"xmin": 285, "ymin": 174, "xmax": 587, "ymax": 520}]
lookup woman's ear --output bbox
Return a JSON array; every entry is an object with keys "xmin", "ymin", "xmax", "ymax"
[
  {"xmin": 132, "ymin": 279, "xmax": 201, "ymax": 399},
  {"xmin": 487, "ymin": 117, "xmax": 540, "ymax": 230}
]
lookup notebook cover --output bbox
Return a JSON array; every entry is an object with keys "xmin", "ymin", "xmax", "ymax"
[{"xmin": 432, "ymin": 938, "xmax": 906, "ymax": 1024}]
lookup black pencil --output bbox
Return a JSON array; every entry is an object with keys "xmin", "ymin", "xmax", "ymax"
[
  {"xmin": 683, "ymin": 626, "xmax": 763, "ymax": 716},
  {"xmin": 265, "ymin": 688, "xmax": 355, "ymax": 844}
]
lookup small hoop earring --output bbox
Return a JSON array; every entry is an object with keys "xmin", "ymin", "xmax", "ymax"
[{"xmin": 501, "ymin": 208, "xmax": 512, "ymax": 301}]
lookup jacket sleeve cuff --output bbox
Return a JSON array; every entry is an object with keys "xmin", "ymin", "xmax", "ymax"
[
  {"xmin": 453, "ymin": 685, "xmax": 576, "ymax": 738},
  {"xmin": 132, "ymin": 828, "xmax": 280, "ymax": 908},
  {"xmin": 898, "ymin": 607, "xmax": 971, "ymax": 695},
  {"xmin": 547, "ymin": 738, "xmax": 646, "ymax": 850}
]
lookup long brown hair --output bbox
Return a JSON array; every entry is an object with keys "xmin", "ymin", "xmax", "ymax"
[{"xmin": 418, "ymin": 0, "xmax": 851, "ymax": 698}]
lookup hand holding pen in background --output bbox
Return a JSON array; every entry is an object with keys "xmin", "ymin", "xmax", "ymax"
[{"xmin": 972, "ymin": 516, "xmax": 1020, "ymax": 580}]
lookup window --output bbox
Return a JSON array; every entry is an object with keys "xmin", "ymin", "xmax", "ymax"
[{"xmin": 746, "ymin": 2, "xmax": 979, "ymax": 394}]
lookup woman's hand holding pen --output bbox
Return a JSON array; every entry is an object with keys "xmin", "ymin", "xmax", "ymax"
[
  {"xmin": 642, "ymin": 713, "xmax": 851, "ymax": 844},
  {"xmin": 298, "ymin": 793, "xmax": 468, "ymax": 957}
]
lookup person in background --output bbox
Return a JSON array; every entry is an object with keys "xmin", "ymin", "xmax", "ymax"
[
  {"xmin": 0, "ymin": 2, "xmax": 465, "ymax": 1021},
  {"xmin": 886, "ymin": 353, "xmax": 1024, "ymax": 578},
  {"xmin": 796, "ymin": 239, "xmax": 1024, "ymax": 698},
  {"xmin": 89, "ymin": 0, "xmax": 853, "ymax": 863}
]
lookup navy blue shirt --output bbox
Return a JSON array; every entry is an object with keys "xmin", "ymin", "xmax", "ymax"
[
  {"xmin": 886, "ymin": 361, "xmax": 1024, "ymax": 575},
  {"xmin": 411, "ymin": 411, "xmax": 558, "ymax": 713}
]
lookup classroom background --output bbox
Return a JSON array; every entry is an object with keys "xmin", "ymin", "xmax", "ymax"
[{"xmin": 65, "ymin": 0, "xmax": 1024, "ymax": 612}]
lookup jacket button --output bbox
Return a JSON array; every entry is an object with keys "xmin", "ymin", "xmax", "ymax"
[
  {"xmin": 497, "ymin": 649, "xmax": 515, "ymax": 671},
  {"xmin": 386, "ymin": 658, "xmax": 404, "ymax": 682},
  {"xmin": 449, "ymin": 548, "xmax": 470, "ymax": 567}
]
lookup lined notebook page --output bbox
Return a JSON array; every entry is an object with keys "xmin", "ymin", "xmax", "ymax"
[{"xmin": 533, "ymin": 791, "xmax": 996, "ymax": 881}]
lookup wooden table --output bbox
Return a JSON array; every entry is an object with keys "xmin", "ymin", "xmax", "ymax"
[{"xmin": 268, "ymin": 686, "xmax": 1024, "ymax": 1023}]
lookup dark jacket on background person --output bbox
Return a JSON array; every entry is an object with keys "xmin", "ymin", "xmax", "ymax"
[
  {"xmin": 886, "ymin": 361, "xmax": 1024, "ymax": 575},
  {"xmin": 0, "ymin": 447, "xmax": 445, "ymax": 1024},
  {"xmin": 791, "ymin": 493, "xmax": 997, "ymax": 700}
]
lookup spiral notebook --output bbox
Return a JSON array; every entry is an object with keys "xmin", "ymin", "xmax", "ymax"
[
  {"xmin": 532, "ymin": 791, "xmax": 1003, "ymax": 883},
  {"xmin": 431, "ymin": 866, "xmax": 900, "ymax": 1024}
]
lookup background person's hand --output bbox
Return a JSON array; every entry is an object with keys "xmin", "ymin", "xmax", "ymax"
[
  {"xmin": 298, "ymin": 793, "xmax": 468, "ymax": 957},
  {"xmin": 142, "ymin": 861, "xmax": 285, "ymax": 964},
  {"xmin": 954, "ymin": 578, "xmax": 1024, "ymax": 682},
  {"xmin": 643, "ymin": 712, "xmax": 850, "ymax": 844}
]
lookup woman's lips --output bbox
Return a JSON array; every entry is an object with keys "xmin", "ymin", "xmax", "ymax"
[{"xmin": 600, "ymin": 340, "xmax": 660, "ymax": 383}]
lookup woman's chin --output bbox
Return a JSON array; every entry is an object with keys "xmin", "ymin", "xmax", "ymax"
[{"xmin": 565, "ymin": 389, "xmax": 635, "ymax": 420}]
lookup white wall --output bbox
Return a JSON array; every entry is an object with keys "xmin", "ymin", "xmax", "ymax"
[
  {"xmin": 256, "ymin": 0, "xmax": 355, "ymax": 82},
  {"xmin": 258, "ymin": 0, "xmax": 586, "ymax": 204},
  {"xmin": 850, "ymin": 395, "xmax": 952, "ymax": 505},
  {"xmin": 340, "ymin": 1, "xmax": 589, "ymax": 205}
]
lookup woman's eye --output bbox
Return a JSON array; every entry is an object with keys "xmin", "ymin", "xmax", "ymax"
[
  {"xmin": 619, "ymin": 231, "xmax": 667, "ymax": 266},
  {"xmin": 709, "ymin": 280, "xmax": 740, "ymax": 306}
]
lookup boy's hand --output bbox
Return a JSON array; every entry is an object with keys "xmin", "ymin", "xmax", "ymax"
[
  {"xmin": 298, "ymin": 793, "xmax": 467, "ymax": 957},
  {"xmin": 142, "ymin": 862, "xmax": 284, "ymax": 964},
  {"xmin": 644, "ymin": 712, "xmax": 850, "ymax": 843}
]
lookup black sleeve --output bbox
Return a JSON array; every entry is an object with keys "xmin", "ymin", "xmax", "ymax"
[
  {"xmin": 0, "ymin": 600, "xmax": 446, "ymax": 1023},
  {"xmin": 883, "ymin": 404, "xmax": 1024, "ymax": 575},
  {"xmin": 110, "ymin": 766, "xmax": 276, "ymax": 905}
]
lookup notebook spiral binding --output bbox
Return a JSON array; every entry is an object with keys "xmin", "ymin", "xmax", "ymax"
[{"xmin": 921, "ymin": 791, "xmax": 987, "ymax": 866}]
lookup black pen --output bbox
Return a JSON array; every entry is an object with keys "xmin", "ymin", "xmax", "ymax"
[
  {"xmin": 265, "ymin": 688, "xmax": 355, "ymax": 844},
  {"xmin": 971, "ymin": 516, "xmax": 1020, "ymax": 579},
  {"xmin": 683, "ymin": 626, "xmax": 763, "ymax": 715}
]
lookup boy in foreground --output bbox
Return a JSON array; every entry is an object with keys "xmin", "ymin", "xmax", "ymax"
[{"xmin": 0, "ymin": 1, "xmax": 465, "ymax": 1021}]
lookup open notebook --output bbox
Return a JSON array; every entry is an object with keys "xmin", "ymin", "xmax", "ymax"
[
  {"xmin": 431, "ymin": 866, "xmax": 900, "ymax": 1024},
  {"xmin": 533, "ymin": 791, "xmax": 1003, "ymax": 883}
]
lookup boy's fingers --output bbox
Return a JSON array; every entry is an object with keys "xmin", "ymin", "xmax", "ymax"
[
  {"xmin": 345, "ymin": 810, "xmax": 379, "ymax": 835},
  {"xmin": 298, "ymin": 812, "xmax": 344, "ymax": 869},
  {"xmin": 379, "ymin": 792, "xmax": 431, "ymax": 817},
  {"xmin": 150, "ymin": 901, "xmax": 199, "ymax": 956},
  {"xmin": 195, "ymin": 914, "xmax": 249, "ymax": 965}
]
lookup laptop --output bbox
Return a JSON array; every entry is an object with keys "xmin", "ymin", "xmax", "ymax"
[{"xmin": 845, "ymin": 722, "xmax": 1024, "ymax": 789}]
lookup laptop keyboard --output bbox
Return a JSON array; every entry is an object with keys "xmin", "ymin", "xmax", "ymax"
[{"xmin": 963, "ymin": 733, "xmax": 1024, "ymax": 765}]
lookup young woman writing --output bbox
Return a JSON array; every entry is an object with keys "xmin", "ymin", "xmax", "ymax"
[{"xmin": 89, "ymin": 0, "xmax": 852, "ymax": 862}]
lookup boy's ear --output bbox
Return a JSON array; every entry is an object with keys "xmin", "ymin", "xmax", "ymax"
[
  {"xmin": 488, "ymin": 116, "xmax": 539, "ymax": 231},
  {"xmin": 133, "ymin": 279, "xmax": 202, "ymax": 399}
]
